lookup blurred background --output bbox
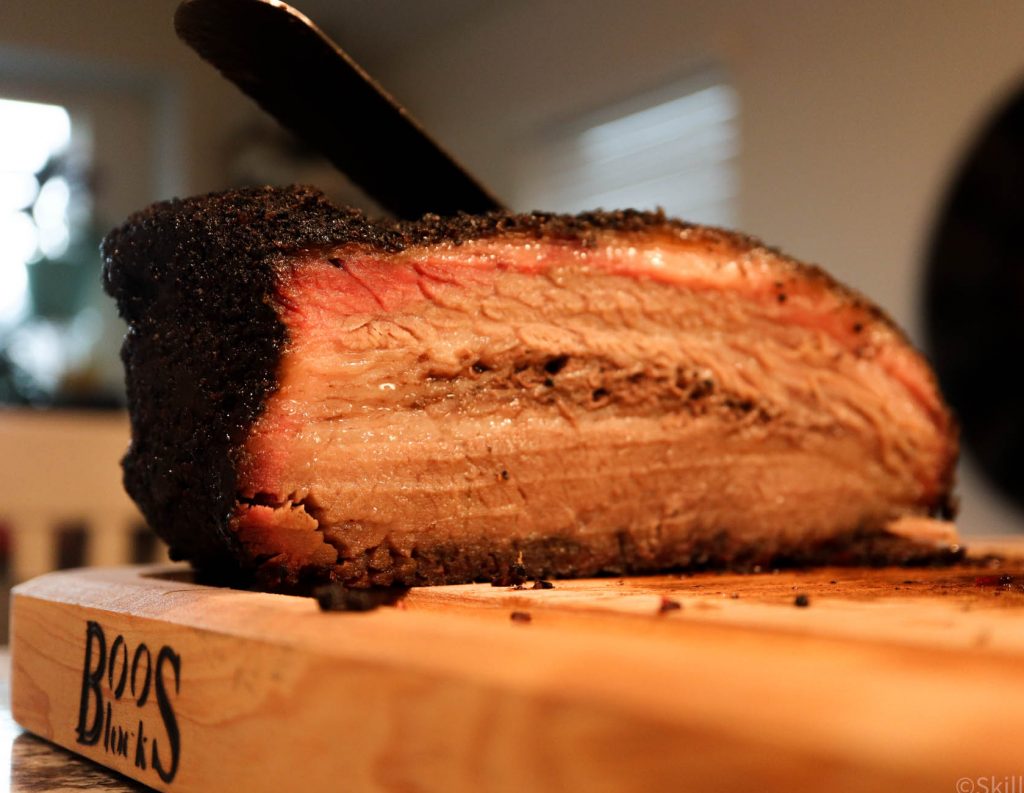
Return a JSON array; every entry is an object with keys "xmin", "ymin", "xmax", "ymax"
[{"xmin": 1, "ymin": 0, "xmax": 1023, "ymax": 612}]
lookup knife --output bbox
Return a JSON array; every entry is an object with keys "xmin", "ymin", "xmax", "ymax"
[{"xmin": 175, "ymin": 0, "xmax": 505, "ymax": 219}]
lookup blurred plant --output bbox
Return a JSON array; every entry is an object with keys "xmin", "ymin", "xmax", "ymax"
[{"xmin": 0, "ymin": 344, "xmax": 47, "ymax": 405}]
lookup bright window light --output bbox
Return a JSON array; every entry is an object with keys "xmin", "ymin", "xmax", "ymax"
[
  {"xmin": 0, "ymin": 98, "xmax": 71, "ymax": 172},
  {"xmin": 0, "ymin": 97, "xmax": 73, "ymax": 324},
  {"xmin": 34, "ymin": 176, "xmax": 72, "ymax": 258},
  {"xmin": 0, "ymin": 212, "xmax": 37, "ymax": 321},
  {"xmin": 0, "ymin": 172, "xmax": 39, "ymax": 212}
]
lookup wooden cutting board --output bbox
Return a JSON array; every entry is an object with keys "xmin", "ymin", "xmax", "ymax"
[{"xmin": 11, "ymin": 542, "xmax": 1024, "ymax": 793}]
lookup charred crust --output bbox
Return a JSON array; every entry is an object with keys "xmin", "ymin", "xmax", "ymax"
[
  {"xmin": 314, "ymin": 583, "xmax": 408, "ymax": 612},
  {"xmin": 233, "ymin": 526, "xmax": 966, "ymax": 594},
  {"xmin": 101, "ymin": 186, "xmax": 396, "ymax": 570}
]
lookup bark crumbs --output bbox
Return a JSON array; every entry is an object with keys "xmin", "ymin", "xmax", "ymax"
[
  {"xmin": 315, "ymin": 584, "xmax": 409, "ymax": 612},
  {"xmin": 490, "ymin": 553, "xmax": 528, "ymax": 587}
]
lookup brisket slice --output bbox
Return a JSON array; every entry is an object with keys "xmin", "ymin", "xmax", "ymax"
[{"xmin": 102, "ymin": 185, "xmax": 958, "ymax": 591}]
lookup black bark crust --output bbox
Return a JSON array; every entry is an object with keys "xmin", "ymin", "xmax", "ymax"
[
  {"xmin": 247, "ymin": 528, "xmax": 966, "ymax": 595},
  {"xmin": 102, "ymin": 186, "xmax": 387, "ymax": 568},
  {"xmin": 102, "ymin": 184, "xmax": 950, "ymax": 583}
]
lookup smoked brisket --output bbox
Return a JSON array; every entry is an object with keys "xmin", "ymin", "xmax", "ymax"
[{"xmin": 102, "ymin": 186, "xmax": 958, "ymax": 590}]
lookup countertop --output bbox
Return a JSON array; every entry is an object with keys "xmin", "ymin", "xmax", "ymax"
[{"xmin": 11, "ymin": 553, "xmax": 1024, "ymax": 792}]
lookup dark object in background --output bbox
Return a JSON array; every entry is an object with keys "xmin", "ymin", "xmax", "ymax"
[{"xmin": 925, "ymin": 80, "xmax": 1024, "ymax": 517}]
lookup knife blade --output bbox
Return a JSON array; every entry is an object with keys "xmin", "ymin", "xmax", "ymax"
[{"xmin": 175, "ymin": 0, "xmax": 505, "ymax": 219}]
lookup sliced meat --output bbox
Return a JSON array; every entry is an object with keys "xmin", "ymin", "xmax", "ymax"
[{"xmin": 102, "ymin": 185, "xmax": 958, "ymax": 590}]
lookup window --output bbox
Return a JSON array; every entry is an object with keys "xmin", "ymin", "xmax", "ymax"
[
  {"xmin": 512, "ymin": 71, "xmax": 739, "ymax": 227},
  {"xmin": 0, "ymin": 97, "xmax": 75, "ymax": 325},
  {"xmin": 0, "ymin": 44, "xmax": 183, "ymax": 406}
]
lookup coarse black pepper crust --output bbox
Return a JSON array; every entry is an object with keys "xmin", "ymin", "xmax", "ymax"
[{"xmin": 102, "ymin": 184, "xmax": 957, "ymax": 588}]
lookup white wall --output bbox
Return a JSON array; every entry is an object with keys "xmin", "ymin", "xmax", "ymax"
[{"xmin": 375, "ymin": 0, "xmax": 1024, "ymax": 535}]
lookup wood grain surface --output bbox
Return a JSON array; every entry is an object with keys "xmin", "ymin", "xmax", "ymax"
[{"xmin": 11, "ymin": 547, "xmax": 1024, "ymax": 793}]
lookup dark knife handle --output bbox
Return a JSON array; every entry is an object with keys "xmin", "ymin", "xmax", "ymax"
[{"xmin": 175, "ymin": 0, "xmax": 505, "ymax": 219}]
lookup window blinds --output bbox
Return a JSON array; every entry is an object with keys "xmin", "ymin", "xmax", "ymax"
[{"xmin": 515, "ymin": 74, "xmax": 739, "ymax": 228}]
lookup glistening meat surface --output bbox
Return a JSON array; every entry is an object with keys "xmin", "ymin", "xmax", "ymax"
[{"xmin": 102, "ymin": 186, "xmax": 958, "ymax": 590}]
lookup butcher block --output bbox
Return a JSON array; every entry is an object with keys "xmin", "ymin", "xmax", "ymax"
[{"xmin": 10, "ymin": 543, "xmax": 1024, "ymax": 793}]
